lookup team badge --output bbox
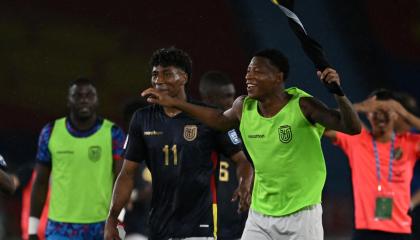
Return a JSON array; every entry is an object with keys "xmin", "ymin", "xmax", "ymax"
[
  {"xmin": 278, "ymin": 125, "xmax": 292, "ymax": 143},
  {"xmin": 88, "ymin": 146, "xmax": 102, "ymax": 162},
  {"xmin": 183, "ymin": 125, "xmax": 198, "ymax": 141}
]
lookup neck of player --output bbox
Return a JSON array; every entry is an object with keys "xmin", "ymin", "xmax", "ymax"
[
  {"xmin": 371, "ymin": 127, "xmax": 394, "ymax": 143},
  {"xmin": 163, "ymin": 89, "xmax": 187, "ymax": 117},
  {"xmin": 258, "ymin": 90, "xmax": 291, "ymax": 118},
  {"xmin": 70, "ymin": 113, "xmax": 98, "ymax": 131}
]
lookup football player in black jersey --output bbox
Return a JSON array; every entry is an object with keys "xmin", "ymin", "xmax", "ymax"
[
  {"xmin": 199, "ymin": 71, "xmax": 249, "ymax": 240},
  {"xmin": 105, "ymin": 47, "xmax": 253, "ymax": 240}
]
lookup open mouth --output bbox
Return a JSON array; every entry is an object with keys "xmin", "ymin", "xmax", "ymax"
[{"xmin": 247, "ymin": 84, "xmax": 256, "ymax": 91}]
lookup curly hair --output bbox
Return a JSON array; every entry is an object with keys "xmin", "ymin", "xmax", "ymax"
[
  {"xmin": 254, "ymin": 49, "xmax": 290, "ymax": 80},
  {"xmin": 149, "ymin": 47, "xmax": 193, "ymax": 82}
]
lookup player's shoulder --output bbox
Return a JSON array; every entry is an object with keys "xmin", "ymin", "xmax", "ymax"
[
  {"xmin": 399, "ymin": 131, "xmax": 420, "ymax": 143},
  {"xmin": 39, "ymin": 120, "xmax": 58, "ymax": 135},
  {"xmin": 132, "ymin": 104, "xmax": 158, "ymax": 118}
]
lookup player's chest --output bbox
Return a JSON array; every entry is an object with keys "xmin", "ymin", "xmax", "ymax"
[{"xmin": 142, "ymin": 119, "xmax": 215, "ymax": 150}]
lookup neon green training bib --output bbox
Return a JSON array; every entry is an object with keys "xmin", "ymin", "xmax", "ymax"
[
  {"xmin": 48, "ymin": 117, "xmax": 114, "ymax": 223},
  {"xmin": 240, "ymin": 87, "xmax": 326, "ymax": 216}
]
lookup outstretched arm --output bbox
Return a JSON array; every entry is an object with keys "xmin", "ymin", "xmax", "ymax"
[
  {"xmin": 104, "ymin": 160, "xmax": 139, "ymax": 240},
  {"xmin": 229, "ymin": 151, "xmax": 253, "ymax": 213},
  {"xmin": 301, "ymin": 68, "xmax": 361, "ymax": 135},
  {"xmin": 141, "ymin": 88, "xmax": 244, "ymax": 131}
]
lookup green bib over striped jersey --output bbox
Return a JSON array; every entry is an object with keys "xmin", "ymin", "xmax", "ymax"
[
  {"xmin": 48, "ymin": 117, "xmax": 114, "ymax": 223},
  {"xmin": 240, "ymin": 87, "xmax": 326, "ymax": 216}
]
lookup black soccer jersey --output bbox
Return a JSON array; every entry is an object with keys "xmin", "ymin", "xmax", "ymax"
[
  {"xmin": 124, "ymin": 102, "xmax": 242, "ymax": 240},
  {"xmin": 217, "ymin": 155, "xmax": 248, "ymax": 239},
  {"xmin": 217, "ymin": 130, "xmax": 248, "ymax": 240}
]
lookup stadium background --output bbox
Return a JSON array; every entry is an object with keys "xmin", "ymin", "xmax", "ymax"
[{"xmin": 0, "ymin": 0, "xmax": 419, "ymax": 239}]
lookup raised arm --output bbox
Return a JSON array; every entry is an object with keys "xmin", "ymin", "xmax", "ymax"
[
  {"xmin": 104, "ymin": 160, "xmax": 139, "ymax": 240},
  {"xmin": 382, "ymin": 99, "xmax": 420, "ymax": 131},
  {"xmin": 301, "ymin": 68, "xmax": 361, "ymax": 135},
  {"xmin": 141, "ymin": 88, "xmax": 244, "ymax": 131}
]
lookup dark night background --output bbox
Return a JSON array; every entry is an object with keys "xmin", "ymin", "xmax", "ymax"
[{"xmin": 0, "ymin": 0, "xmax": 419, "ymax": 239}]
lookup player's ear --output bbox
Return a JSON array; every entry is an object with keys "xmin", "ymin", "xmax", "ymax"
[
  {"xmin": 276, "ymin": 72, "xmax": 284, "ymax": 84},
  {"xmin": 180, "ymin": 71, "xmax": 188, "ymax": 85}
]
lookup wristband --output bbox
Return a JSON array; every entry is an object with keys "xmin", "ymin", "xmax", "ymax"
[
  {"xmin": 117, "ymin": 224, "xmax": 126, "ymax": 239},
  {"xmin": 324, "ymin": 82, "xmax": 344, "ymax": 96},
  {"xmin": 28, "ymin": 216, "xmax": 40, "ymax": 235}
]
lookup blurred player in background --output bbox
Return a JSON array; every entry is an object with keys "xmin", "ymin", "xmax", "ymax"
[
  {"xmin": 29, "ymin": 78, "xmax": 125, "ymax": 239},
  {"xmin": 199, "ymin": 71, "xmax": 249, "ymax": 240},
  {"xmin": 324, "ymin": 89, "xmax": 420, "ymax": 240}
]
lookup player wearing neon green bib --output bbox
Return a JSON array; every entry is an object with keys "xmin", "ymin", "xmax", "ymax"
[
  {"xmin": 240, "ymin": 87, "xmax": 326, "ymax": 216},
  {"xmin": 29, "ymin": 78, "xmax": 125, "ymax": 240},
  {"xmin": 142, "ymin": 48, "xmax": 361, "ymax": 240},
  {"xmin": 48, "ymin": 117, "xmax": 114, "ymax": 222}
]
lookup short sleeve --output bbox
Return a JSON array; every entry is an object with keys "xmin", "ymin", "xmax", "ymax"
[
  {"xmin": 124, "ymin": 111, "xmax": 148, "ymax": 163},
  {"xmin": 334, "ymin": 128, "xmax": 365, "ymax": 154},
  {"xmin": 216, "ymin": 129, "xmax": 242, "ymax": 158},
  {"xmin": 111, "ymin": 125, "xmax": 126, "ymax": 161},
  {"xmin": 35, "ymin": 122, "xmax": 54, "ymax": 166}
]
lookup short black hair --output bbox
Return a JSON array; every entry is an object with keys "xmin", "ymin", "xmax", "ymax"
[
  {"xmin": 254, "ymin": 49, "xmax": 290, "ymax": 80},
  {"xmin": 368, "ymin": 88, "xmax": 395, "ymax": 100},
  {"xmin": 368, "ymin": 89, "xmax": 419, "ymax": 116},
  {"xmin": 149, "ymin": 47, "xmax": 193, "ymax": 81},
  {"xmin": 199, "ymin": 71, "xmax": 232, "ymax": 96},
  {"xmin": 69, "ymin": 77, "xmax": 95, "ymax": 88}
]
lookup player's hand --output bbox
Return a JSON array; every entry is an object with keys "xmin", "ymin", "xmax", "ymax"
[
  {"xmin": 104, "ymin": 216, "xmax": 121, "ymax": 240},
  {"xmin": 317, "ymin": 68, "xmax": 341, "ymax": 86},
  {"xmin": 232, "ymin": 178, "xmax": 252, "ymax": 213},
  {"xmin": 29, "ymin": 234, "xmax": 39, "ymax": 240},
  {"xmin": 141, "ymin": 88, "xmax": 177, "ymax": 107},
  {"xmin": 380, "ymin": 99, "xmax": 409, "ymax": 119},
  {"xmin": 354, "ymin": 96, "xmax": 378, "ymax": 113}
]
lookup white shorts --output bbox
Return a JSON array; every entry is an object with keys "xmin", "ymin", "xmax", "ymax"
[{"xmin": 241, "ymin": 204, "xmax": 324, "ymax": 240}]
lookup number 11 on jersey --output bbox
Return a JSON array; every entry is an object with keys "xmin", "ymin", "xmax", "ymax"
[{"xmin": 162, "ymin": 144, "xmax": 178, "ymax": 166}]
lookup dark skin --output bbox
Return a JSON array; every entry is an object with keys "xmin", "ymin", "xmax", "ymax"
[
  {"xmin": 324, "ymin": 97, "xmax": 420, "ymax": 142},
  {"xmin": 104, "ymin": 65, "xmax": 253, "ymax": 240},
  {"xmin": 29, "ymin": 83, "xmax": 121, "ymax": 240},
  {"xmin": 0, "ymin": 169, "xmax": 17, "ymax": 194},
  {"xmin": 201, "ymin": 83, "xmax": 236, "ymax": 111},
  {"xmin": 142, "ymin": 57, "xmax": 361, "ymax": 135}
]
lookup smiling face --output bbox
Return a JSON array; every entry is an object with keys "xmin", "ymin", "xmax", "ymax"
[
  {"xmin": 151, "ymin": 65, "xmax": 188, "ymax": 98},
  {"xmin": 67, "ymin": 84, "xmax": 98, "ymax": 121},
  {"xmin": 245, "ymin": 56, "xmax": 283, "ymax": 100}
]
